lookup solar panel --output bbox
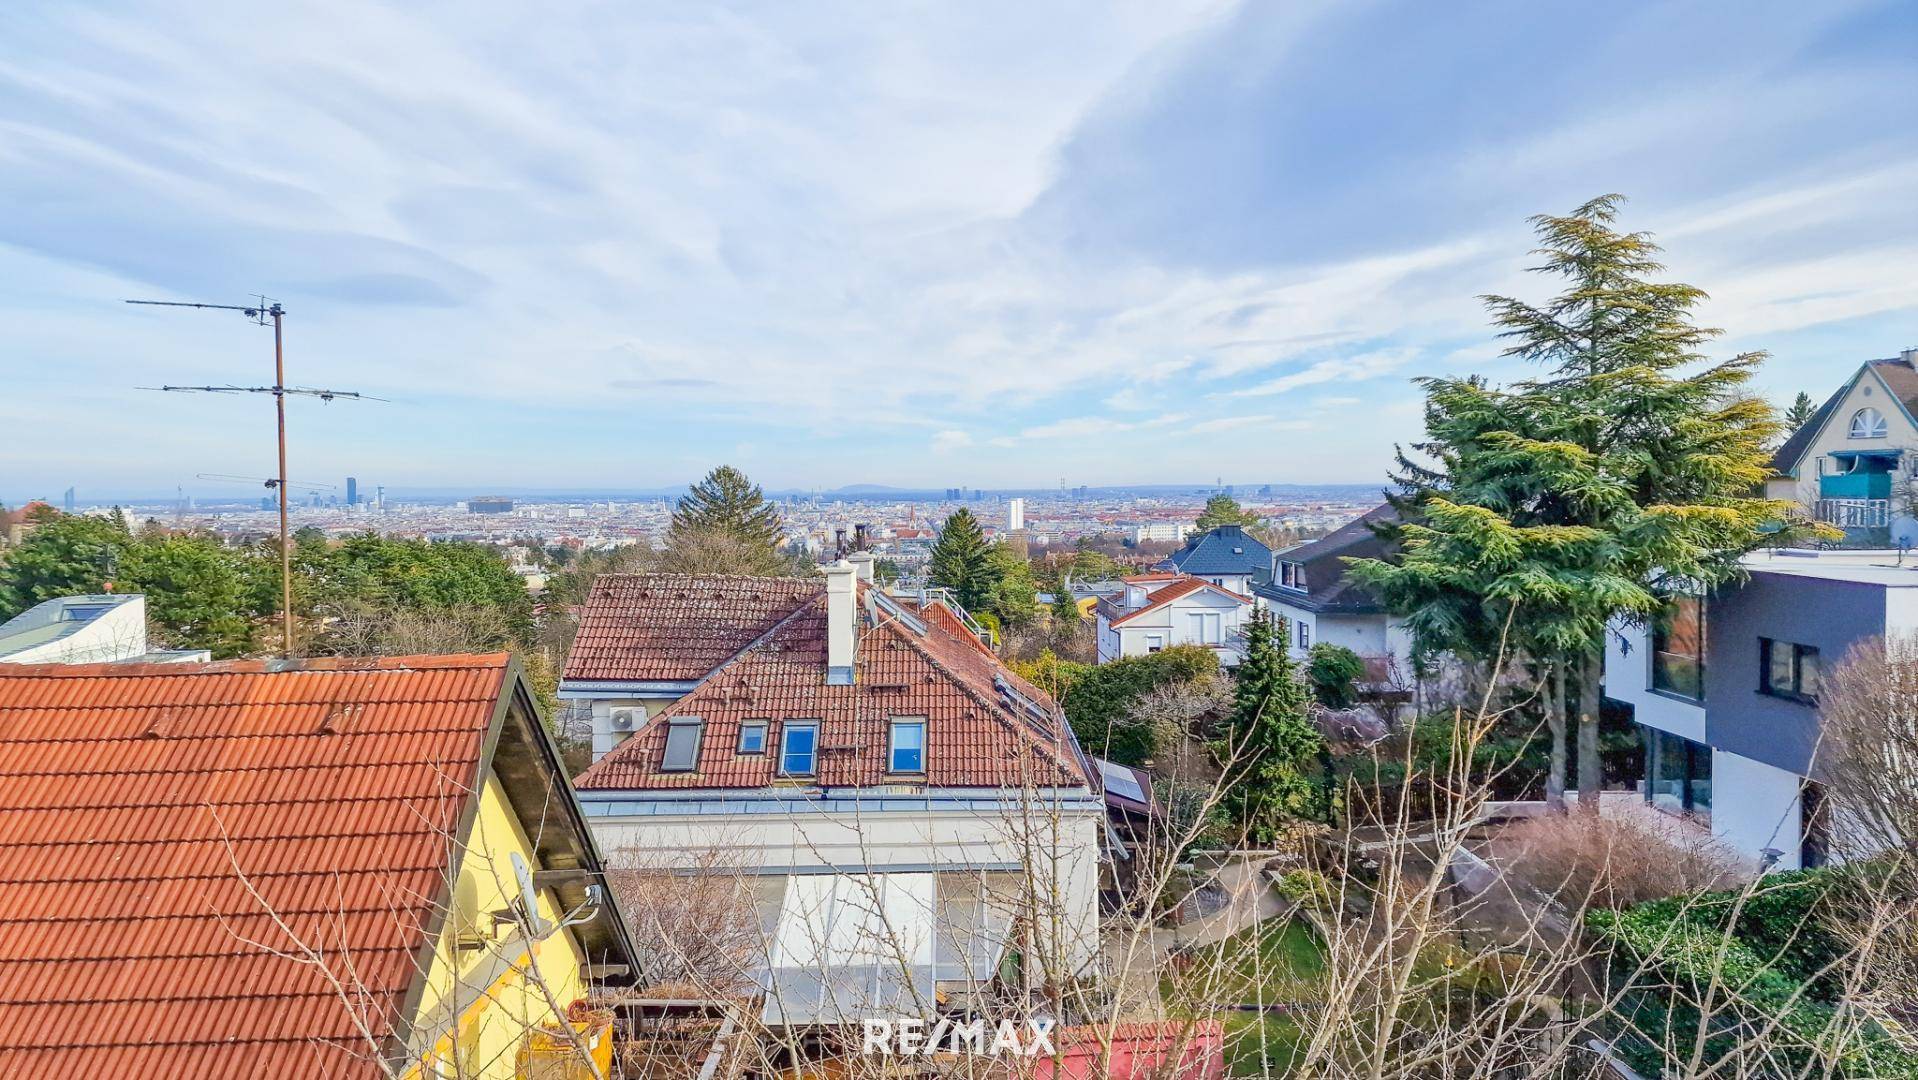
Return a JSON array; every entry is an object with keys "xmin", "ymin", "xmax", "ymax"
[{"xmin": 1098, "ymin": 758, "xmax": 1147, "ymax": 803}]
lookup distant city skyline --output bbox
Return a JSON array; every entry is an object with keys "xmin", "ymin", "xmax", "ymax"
[{"xmin": 2, "ymin": 2, "xmax": 1913, "ymax": 495}]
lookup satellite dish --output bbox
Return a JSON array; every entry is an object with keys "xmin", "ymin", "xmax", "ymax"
[
  {"xmin": 511, "ymin": 851, "xmax": 547, "ymax": 936},
  {"xmin": 1892, "ymin": 516, "xmax": 1918, "ymax": 550}
]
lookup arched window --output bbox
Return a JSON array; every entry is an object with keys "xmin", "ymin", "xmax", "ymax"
[{"xmin": 1849, "ymin": 407, "xmax": 1888, "ymax": 439}]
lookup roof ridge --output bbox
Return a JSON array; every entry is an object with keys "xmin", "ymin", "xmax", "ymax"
[{"xmin": 0, "ymin": 652, "xmax": 512, "ymax": 678}]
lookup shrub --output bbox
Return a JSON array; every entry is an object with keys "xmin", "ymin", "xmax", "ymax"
[
  {"xmin": 1305, "ymin": 643, "xmax": 1365, "ymax": 707},
  {"xmin": 1492, "ymin": 802, "xmax": 1739, "ymax": 910},
  {"xmin": 1056, "ymin": 645, "xmax": 1220, "ymax": 766},
  {"xmin": 1586, "ymin": 866, "xmax": 1918, "ymax": 1077}
]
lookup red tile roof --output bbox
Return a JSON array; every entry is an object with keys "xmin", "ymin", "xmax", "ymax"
[
  {"xmin": 1108, "ymin": 576, "xmax": 1252, "ymax": 627},
  {"xmin": 564, "ymin": 574, "xmax": 819, "ymax": 682},
  {"xmin": 571, "ymin": 576, "xmax": 1088, "ymax": 792},
  {"xmin": 0, "ymin": 654, "xmax": 511, "ymax": 1076}
]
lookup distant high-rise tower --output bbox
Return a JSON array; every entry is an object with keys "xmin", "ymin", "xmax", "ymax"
[
  {"xmin": 1007, "ymin": 497, "xmax": 1026, "ymax": 532},
  {"xmin": 346, "ymin": 477, "xmax": 358, "ymax": 506},
  {"xmin": 62, "ymin": 487, "xmax": 75, "ymax": 513}
]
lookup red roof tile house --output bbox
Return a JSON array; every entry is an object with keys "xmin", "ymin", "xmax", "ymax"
[
  {"xmin": 560, "ymin": 562, "xmax": 1105, "ymax": 1026},
  {"xmin": 0, "ymin": 654, "xmax": 636, "ymax": 1078},
  {"xmin": 1094, "ymin": 574, "xmax": 1255, "ymax": 667}
]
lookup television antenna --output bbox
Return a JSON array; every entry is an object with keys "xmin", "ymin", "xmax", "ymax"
[{"xmin": 127, "ymin": 297, "xmax": 379, "ymax": 656}]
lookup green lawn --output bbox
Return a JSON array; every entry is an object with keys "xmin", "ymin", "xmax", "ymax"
[{"xmin": 1161, "ymin": 918, "xmax": 1327, "ymax": 1076}]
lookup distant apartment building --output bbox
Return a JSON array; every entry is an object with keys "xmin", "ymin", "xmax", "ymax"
[
  {"xmin": 1007, "ymin": 496, "xmax": 1026, "ymax": 532},
  {"xmin": 1095, "ymin": 573, "xmax": 1254, "ymax": 667},
  {"xmin": 558, "ymin": 557, "xmax": 1104, "ymax": 1025},
  {"xmin": 1766, "ymin": 347, "xmax": 1918, "ymax": 544},
  {"xmin": 1606, "ymin": 549, "xmax": 1918, "ymax": 870},
  {"xmin": 468, "ymin": 496, "xmax": 515, "ymax": 514},
  {"xmin": 1129, "ymin": 521, "xmax": 1190, "ymax": 544}
]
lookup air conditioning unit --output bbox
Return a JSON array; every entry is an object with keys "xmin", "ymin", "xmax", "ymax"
[{"xmin": 609, "ymin": 707, "xmax": 644, "ymax": 732}]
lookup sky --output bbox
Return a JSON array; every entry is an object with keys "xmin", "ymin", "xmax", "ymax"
[{"xmin": 2, "ymin": 1, "xmax": 1914, "ymax": 500}]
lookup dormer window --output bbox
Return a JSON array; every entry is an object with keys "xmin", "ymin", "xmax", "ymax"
[
  {"xmin": 1849, "ymin": 407, "xmax": 1888, "ymax": 439},
  {"xmin": 1279, "ymin": 562, "xmax": 1306, "ymax": 590}
]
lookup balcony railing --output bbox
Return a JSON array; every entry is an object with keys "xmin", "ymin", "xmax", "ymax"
[{"xmin": 1815, "ymin": 498, "xmax": 1891, "ymax": 529}]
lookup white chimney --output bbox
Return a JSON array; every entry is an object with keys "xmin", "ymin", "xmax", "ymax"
[
  {"xmin": 847, "ymin": 551, "xmax": 876, "ymax": 585},
  {"xmin": 825, "ymin": 560, "xmax": 857, "ymax": 685},
  {"xmin": 1903, "ymin": 346, "xmax": 1918, "ymax": 366}
]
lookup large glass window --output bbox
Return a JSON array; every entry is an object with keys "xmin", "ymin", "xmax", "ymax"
[
  {"xmin": 780, "ymin": 721, "xmax": 818, "ymax": 776},
  {"xmin": 1645, "ymin": 727, "xmax": 1712, "ymax": 822},
  {"xmin": 888, "ymin": 719, "xmax": 925, "ymax": 774},
  {"xmin": 1650, "ymin": 596, "xmax": 1706, "ymax": 700},
  {"xmin": 1760, "ymin": 638, "xmax": 1820, "ymax": 703}
]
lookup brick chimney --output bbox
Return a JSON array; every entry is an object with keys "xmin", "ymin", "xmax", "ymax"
[{"xmin": 825, "ymin": 560, "xmax": 857, "ymax": 685}]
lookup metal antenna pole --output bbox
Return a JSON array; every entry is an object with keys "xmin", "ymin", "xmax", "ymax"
[
  {"xmin": 272, "ymin": 306, "xmax": 292, "ymax": 656},
  {"xmin": 127, "ymin": 297, "xmax": 380, "ymax": 658}
]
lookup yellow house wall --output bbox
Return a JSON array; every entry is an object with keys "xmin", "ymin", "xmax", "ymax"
[
  {"xmin": 1769, "ymin": 367, "xmax": 1918, "ymax": 505},
  {"xmin": 403, "ymin": 770, "xmax": 594, "ymax": 1079}
]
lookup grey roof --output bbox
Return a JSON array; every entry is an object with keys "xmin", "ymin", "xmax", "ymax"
[
  {"xmin": 0, "ymin": 595, "xmax": 137, "ymax": 659},
  {"xmin": 1769, "ymin": 357, "xmax": 1918, "ymax": 478},
  {"xmin": 1255, "ymin": 505, "xmax": 1397, "ymax": 614},
  {"xmin": 1164, "ymin": 524, "xmax": 1272, "ymax": 579}
]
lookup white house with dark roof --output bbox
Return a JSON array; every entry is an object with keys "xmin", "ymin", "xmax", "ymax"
[
  {"xmin": 1255, "ymin": 505, "xmax": 1413, "ymax": 672},
  {"xmin": 1767, "ymin": 348, "xmax": 1918, "ymax": 543},
  {"xmin": 1094, "ymin": 573, "xmax": 1254, "ymax": 666},
  {"xmin": 564, "ymin": 558, "xmax": 1104, "ymax": 1025}
]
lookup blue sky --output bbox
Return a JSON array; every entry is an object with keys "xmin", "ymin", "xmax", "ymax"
[{"xmin": 2, "ymin": 1, "xmax": 1914, "ymax": 499}]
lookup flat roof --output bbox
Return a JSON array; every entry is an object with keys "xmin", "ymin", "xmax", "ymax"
[
  {"xmin": 0, "ymin": 594, "xmax": 139, "ymax": 658},
  {"xmin": 1743, "ymin": 556, "xmax": 1918, "ymax": 587}
]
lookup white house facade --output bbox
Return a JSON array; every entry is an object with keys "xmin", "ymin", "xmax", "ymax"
[
  {"xmin": 1095, "ymin": 574, "xmax": 1254, "ymax": 667},
  {"xmin": 561, "ymin": 559, "xmax": 1105, "ymax": 1024}
]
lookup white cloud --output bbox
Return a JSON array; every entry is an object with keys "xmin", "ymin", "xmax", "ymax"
[
  {"xmin": 1231, "ymin": 348, "xmax": 1420, "ymax": 398},
  {"xmin": 931, "ymin": 429, "xmax": 973, "ymax": 454}
]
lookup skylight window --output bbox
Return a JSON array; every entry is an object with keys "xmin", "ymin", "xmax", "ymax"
[
  {"xmin": 661, "ymin": 718, "xmax": 703, "ymax": 772},
  {"xmin": 780, "ymin": 721, "xmax": 818, "ymax": 776},
  {"xmin": 888, "ymin": 719, "xmax": 925, "ymax": 774}
]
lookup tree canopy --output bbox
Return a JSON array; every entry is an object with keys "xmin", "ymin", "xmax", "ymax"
[
  {"xmin": 928, "ymin": 508, "xmax": 992, "ymax": 610},
  {"xmin": 1220, "ymin": 614, "xmax": 1329, "ymax": 835},
  {"xmin": 1195, "ymin": 494, "xmax": 1260, "ymax": 531},
  {"xmin": 1349, "ymin": 194, "xmax": 1803, "ymax": 805},
  {"xmin": 1783, "ymin": 391, "xmax": 1817, "ymax": 433},
  {"xmin": 669, "ymin": 465, "xmax": 784, "ymax": 550}
]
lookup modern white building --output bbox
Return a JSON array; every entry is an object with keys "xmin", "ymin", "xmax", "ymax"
[
  {"xmin": 1606, "ymin": 549, "xmax": 1918, "ymax": 870},
  {"xmin": 1006, "ymin": 497, "xmax": 1026, "ymax": 533},
  {"xmin": 559, "ymin": 557, "xmax": 1104, "ymax": 1024},
  {"xmin": 1094, "ymin": 573, "xmax": 1254, "ymax": 667},
  {"xmin": 0, "ymin": 594, "xmax": 181, "ymax": 665}
]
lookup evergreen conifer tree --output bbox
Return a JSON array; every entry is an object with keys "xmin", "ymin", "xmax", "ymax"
[
  {"xmin": 1783, "ymin": 391, "xmax": 1817, "ymax": 433},
  {"xmin": 1195, "ymin": 494, "xmax": 1259, "ymax": 531},
  {"xmin": 1351, "ymin": 195, "xmax": 1806, "ymax": 809},
  {"xmin": 928, "ymin": 508, "xmax": 992, "ymax": 611},
  {"xmin": 1222, "ymin": 613, "xmax": 1328, "ymax": 836},
  {"xmin": 668, "ymin": 466, "xmax": 783, "ymax": 551}
]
